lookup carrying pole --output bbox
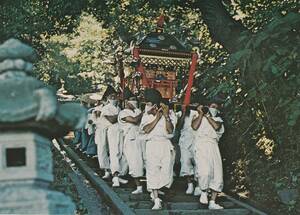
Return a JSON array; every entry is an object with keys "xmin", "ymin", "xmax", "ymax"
[{"xmin": 183, "ymin": 52, "xmax": 198, "ymax": 106}]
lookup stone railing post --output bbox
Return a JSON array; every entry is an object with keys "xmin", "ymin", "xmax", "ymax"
[{"xmin": 0, "ymin": 39, "xmax": 86, "ymax": 214}]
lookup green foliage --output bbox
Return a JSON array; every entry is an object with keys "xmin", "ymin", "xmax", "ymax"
[
  {"xmin": 0, "ymin": 0, "xmax": 50, "ymax": 43},
  {"xmin": 34, "ymin": 13, "xmax": 116, "ymax": 94},
  {"xmin": 227, "ymin": 0, "xmax": 299, "ymax": 31},
  {"xmin": 0, "ymin": 0, "xmax": 86, "ymax": 44},
  {"xmin": 196, "ymin": 12, "xmax": 300, "ymax": 214}
]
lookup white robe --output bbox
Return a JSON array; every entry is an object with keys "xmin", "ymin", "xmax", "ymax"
[
  {"xmin": 179, "ymin": 110, "xmax": 198, "ymax": 177},
  {"xmin": 118, "ymin": 108, "xmax": 143, "ymax": 178},
  {"xmin": 95, "ymin": 103, "xmax": 119, "ymax": 170},
  {"xmin": 138, "ymin": 113, "xmax": 148, "ymax": 167},
  {"xmin": 194, "ymin": 116, "xmax": 224, "ymax": 192},
  {"xmin": 107, "ymin": 123, "xmax": 128, "ymax": 175},
  {"xmin": 141, "ymin": 114, "xmax": 176, "ymax": 190},
  {"xmin": 89, "ymin": 104, "xmax": 103, "ymax": 135}
]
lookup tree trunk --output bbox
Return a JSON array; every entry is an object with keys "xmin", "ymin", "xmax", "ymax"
[{"xmin": 195, "ymin": 0, "xmax": 249, "ymax": 53}]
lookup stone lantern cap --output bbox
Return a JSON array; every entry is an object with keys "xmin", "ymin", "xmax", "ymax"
[
  {"xmin": 0, "ymin": 39, "xmax": 37, "ymax": 62},
  {"xmin": 0, "ymin": 39, "xmax": 86, "ymax": 137}
]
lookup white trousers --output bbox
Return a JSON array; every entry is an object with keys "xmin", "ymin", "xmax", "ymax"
[
  {"xmin": 194, "ymin": 137, "xmax": 223, "ymax": 192},
  {"xmin": 107, "ymin": 124, "xmax": 128, "ymax": 175},
  {"xmin": 95, "ymin": 127, "xmax": 110, "ymax": 169},
  {"xmin": 123, "ymin": 135, "xmax": 144, "ymax": 178},
  {"xmin": 179, "ymin": 133, "xmax": 196, "ymax": 177},
  {"xmin": 146, "ymin": 138, "xmax": 175, "ymax": 190},
  {"xmin": 138, "ymin": 136, "xmax": 147, "ymax": 168}
]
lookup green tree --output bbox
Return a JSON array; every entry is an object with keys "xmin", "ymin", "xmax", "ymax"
[{"xmin": 34, "ymin": 13, "xmax": 116, "ymax": 94}]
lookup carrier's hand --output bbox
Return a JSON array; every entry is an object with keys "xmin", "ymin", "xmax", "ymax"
[
  {"xmin": 197, "ymin": 105, "xmax": 204, "ymax": 115},
  {"xmin": 156, "ymin": 108, "xmax": 163, "ymax": 118},
  {"xmin": 204, "ymin": 112, "xmax": 211, "ymax": 118},
  {"xmin": 161, "ymin": 103, "xmax": 169, "ymax": 116}
]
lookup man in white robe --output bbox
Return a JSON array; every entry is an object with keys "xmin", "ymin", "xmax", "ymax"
[
  {"xmin": 95, "ymin": 92, "xmax": 120, "ymax": 179},
  {"xmin": 192, "ymin": 102, "xmax": 225, "ymax": 210},
  {"xmin": 178, "ymin": 105, "xmax": 200, "ymax": 195},
  {"xmin": 138, "ymin": 103, "xmax": 152, "ymax": 167},
  {"xmin": 107, "ymin": 121, "xmax": 128, "ymax": 186},
  {"xmin": 141, "ymin": 99, "xmax": 176, "ymax": 210},
  {"xmin": 118, "ymin": 97, "xmax": 143, "ymax": 192},
  {"xmin": 106, "ymin": 87, "xmax": 130, "ymax": 187}
]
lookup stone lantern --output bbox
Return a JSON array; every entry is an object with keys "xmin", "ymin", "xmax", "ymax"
[{"xmin": 0, "ymin": 39, "xmax": 86, "ymax": 214}]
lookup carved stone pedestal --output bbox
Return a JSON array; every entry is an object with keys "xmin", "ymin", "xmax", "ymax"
[{"xmin": 0, "ymin": 132, "xmax": 75, "ymax": 214}]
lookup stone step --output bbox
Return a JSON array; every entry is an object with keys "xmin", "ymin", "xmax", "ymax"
[
  {"xmin": 115, "ymin": 189, "xmax": 237, "ymax": 208},
  {"xmin": 128, "ymin": 201, "xmax": 206, "ymax": 210},
  {"xmin": 62, "ymin": 140, "xmax": 266, "ymax": 215},
  {"xmin": 118, "ymin": 193, "xmax": 152, "ymax": 202},
  {"xmin": 113, "ymin": 187, "xmax": 138, "ymax": 193},
  {"xmin": 128, "ymin": 201, "xmax": 237, "ymax": 210},
  {"xmin": 167, "ymin": 201, "xmax": 236, "ymax": 210},
  {"xmin": 135, "ymin": 208, "xmax": 251, "ymax": 215},
  {"xmin": 162, "ymin": 195, "xmax": 199, "ymax": 202},
  {"xmin": 127, "ymin": 201, "xmax": 153, "ymax": 209},
  {"xmin": 117, "ymin": 192, "xmax": 205, "ymax": 203},
  {"xmin": 167, "ymin": 202, "xmax": 208, "ymax": 210}
]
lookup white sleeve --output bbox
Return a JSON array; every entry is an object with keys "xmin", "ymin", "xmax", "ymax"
[
  {"xmin": 212, "ymin": 116, "xmax": 224, "ymax": 140},
  {"xmin": 213, "ymin": 116, "xmax": 224, "ymax": 123},
  {"xmin": 139, "ymin": 114, "xmax": 155, "ymax": 133},
  {"xmin": 94, "ymin": 105, "xmax": 103, "ymax": 112},
  {"xmin": 118, "ymin": 110, "xmax": 130, "ymax": 123},
  {"xmin": 101, "ymin": 105, "xmax": 119, "ymax": 116},
  {"xmin": 91, "ymin": 112, "xmax": 97, "ymax": 123},
  {"xmin": 100, "ymin": 105, "xmax": 109, "ymax": 116},
  {"xmin": 176, "ymin": 111, "xmax": 182, "ymax": 118},
  {"xmin": 169, "ymin": 112, "xmax": 177, "ymax": 128},
  {"xmin": 191, "ymin": 110, "xmax": 199, "ymax": 119},
  {"xmin": 135, "ymin": 108, "xmax": 142, "ymax": 115}
]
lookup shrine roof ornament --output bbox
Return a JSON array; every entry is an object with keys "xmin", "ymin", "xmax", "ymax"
[
  {"xmin": 135, "ymin": 15, "xmax": 192, "ymax": 60},
  {"xmin": 137, "ymin": 32, "xmax": 190, "ymax": 55}
]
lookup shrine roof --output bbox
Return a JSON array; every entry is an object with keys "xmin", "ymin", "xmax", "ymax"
[{"xmin": 136, "ymin": 31, "xmax": 191, "ymax": 58}]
